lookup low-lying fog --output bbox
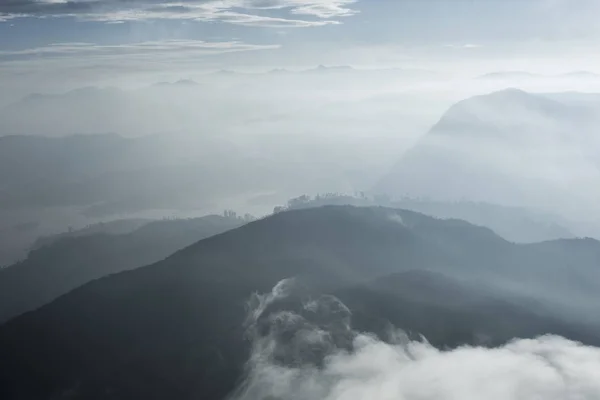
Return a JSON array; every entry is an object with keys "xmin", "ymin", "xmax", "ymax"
[{"xmin": 2, "ymin": 69, "xmax": 600, "ymax": 265}]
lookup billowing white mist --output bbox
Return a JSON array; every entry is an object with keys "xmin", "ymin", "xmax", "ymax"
[{"xmin": 231, "ymin": 279, "xmax": 600, "ymax": 400}]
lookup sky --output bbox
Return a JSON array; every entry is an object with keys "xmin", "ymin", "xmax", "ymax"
[{"xmin": 1, "ymin": 0, "xmax": 600, "ymax": 88}]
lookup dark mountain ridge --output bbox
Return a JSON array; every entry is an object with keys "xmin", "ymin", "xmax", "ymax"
[
  {"xmin": 0, "ymin": 215, "xmax": 245, "ymax": 323},
  {"xmin": 276, "ymin": 193, "xmax": 575, "ymax": 243},
  {"xmin": 0, "ymin": 206, "xmax": 598, "ymax": 400}
]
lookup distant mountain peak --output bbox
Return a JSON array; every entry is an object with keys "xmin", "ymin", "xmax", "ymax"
[
  {"xmin": 477, "ymin": 71, "xmax": 540, "ymax": 80},
  {"xmin": 16, "ymin": 86, "xmax": 122, "ymax": 105},
  {"xmin": 424, "ymin": 88, "xmax": 569, "ymax": 140},
  {"xmin": 485, "ymin": 87, "xmax": 530, "ymax": 97},
  {"xmin": 153, "ymin": 79, "xmax": 199, "ymax": 87},
  {"xmin": 309, "ymin": 64, "xmax": 354, "ymax": 72},
  {"xmin": 375, "ymin": 87, "xmax": 598, "ymax": 211},
  {"xmin": 268, "ymin": 68, "xmax": 290, "ymax": 74},
  {"xmin": 175, "ymin": 79, "xmax": 198, "ymax": 85},
  {"xmin": 213, "ymin": 69, "xmax": 236, "ymax": 75},
  {"xmin": 445, "ymin": 88, "xmax": 562, "ymax": 114}
]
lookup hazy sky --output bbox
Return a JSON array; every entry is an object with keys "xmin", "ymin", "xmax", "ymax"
[{"xmin": 1, "ymin": 0, "xmax": 600, "ymax": 84}]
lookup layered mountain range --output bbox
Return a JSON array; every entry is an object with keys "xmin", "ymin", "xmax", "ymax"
[{"xmin": 1, "ymin": 206, "xmax": 599, "ymax": 400}]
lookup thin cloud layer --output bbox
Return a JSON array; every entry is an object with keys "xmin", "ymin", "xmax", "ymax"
[
  {"xmin": 0, "ymin": 40, "xmax": 280, "ymax": 62},
  {"xmin": 0, "ymin": 0, "xmax": 359, "ymax": 26}
]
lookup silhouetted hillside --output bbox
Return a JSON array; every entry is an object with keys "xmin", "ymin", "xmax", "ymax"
[
  {"xmin": 336, "ymin": 270, "xmax": 598, "ymax": 348},
  {"xmin": 31, "ymin": 218, "xmax": 151, "ymax": 250},
  {"xmin": 0, "ymin": 206, "xmax": 598, "ymax": 400},
  {"xmin": 0, "ymin": 215, "xmax": 244, "ymax": 323}
]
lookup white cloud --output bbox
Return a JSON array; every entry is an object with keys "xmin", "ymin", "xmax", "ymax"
[
  {"xmin": 0, "ymin": 40, "xmax": 280, "ymax": 62},
  {"xmin": 387, "ymin": 213, "xmax": 406, "ymax": 226},
  {"xmin": 0, "ymin": 0, "xmax": 359, "ymax": 26},
  {"xmin": 232, "ymin": 278, "xmax": 600, "ymax": 400},
  {"xmin": 286, "ymin": 0, "xmax": 358, "ymax": 18},
  {"xmin": 235, "ymin": 334, "xmax": 600, "ymax": 400},
  {"xmin": 443, "ymin": 44, "xmax": 483, "ymax": 49}
]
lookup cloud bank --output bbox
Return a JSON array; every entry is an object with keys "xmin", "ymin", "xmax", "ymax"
[
  {"xmin": 232, "ymin": 278, "xmax": 600, "ymax": 400},
  {"xmin": 0, "ymin": 0, "xmax": 359, "ymax": 26}
]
